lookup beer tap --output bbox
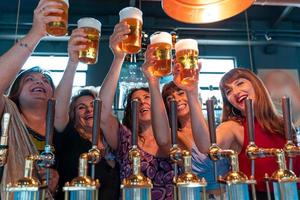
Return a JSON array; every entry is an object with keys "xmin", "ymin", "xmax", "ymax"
[
  {"xmin": 88, "ymin": 98, "xmax": 102, "ymax": 180},
  {"xmin": 282, "ymin": 97, "xmax": 300, "ymax": 169},
  {"xmin": 169, "ymin": 99, "xmax": 182, "ymax": 181},
  {"xmin": 245, "ymin": 98, "xmax": 299, "ymax": 200},
  {"xmin": 63, "ymin": 153, "xmax": 100, "ymax": 200},
  {"xmin": 207, "ymin": 99, "xmax": 254, "ymax": 200},
  {"xmin": 5, "ymin": 155, "xmax": 47, "ymax": 200},
  {"xmin": 121, "ymin": 99, "xmax": 152, "ymax": 200},
  {"xmin": 0, "ymin": 113, "xmax": 11, "ymax": 167},
  {"xmin": 38, "ymin": 98, "xmax": 56, "ymax": 186}
]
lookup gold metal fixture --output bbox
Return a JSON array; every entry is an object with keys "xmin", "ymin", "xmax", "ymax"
[
  {"xmin": 161, "ymin": 0, "xmax": 255, "ymax": 24},
  {"xmin": 5, "ymin": 155, "xmax": 47, "ymax": 200},
  {"xmin": 63, "ymin": 153, "xmax": 100, "ymax": 200}
]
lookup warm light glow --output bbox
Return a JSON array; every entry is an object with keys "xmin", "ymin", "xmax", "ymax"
[{"xmin": 202, "ymin": 5, "xmax": 220, "ymax": 23}]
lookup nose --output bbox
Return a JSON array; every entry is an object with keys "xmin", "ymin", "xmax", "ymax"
[{"xmin": 35, "ymin": 79, "xmax": 43, "ymax": 84}]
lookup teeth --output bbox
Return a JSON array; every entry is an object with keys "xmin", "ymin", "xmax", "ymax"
[{"xmin": 32, "ymin": 87, "xmax": 45, "ymax": 93}]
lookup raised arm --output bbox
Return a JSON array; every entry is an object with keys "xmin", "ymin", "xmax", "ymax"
[
  {"xmin": 54, "ymin": 28, "xmax": 88, "ymax": 132},
  {"xmin": 99, "ymin": 22, "xmax": 130, "ymax": 150},
  {"xmin": 0, "ymin": 0, "xmax": 63, "ymax": 116},
  {"xmin": 141, "ymin": 46, "xmax": 171, "ymax": 153},
  {"xmin": 173, "ymin": 63, "xmax": 241, "ymax": 153}
]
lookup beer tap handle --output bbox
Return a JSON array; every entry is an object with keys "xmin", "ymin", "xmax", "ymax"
[
  {"xmin": 206, "ymin": 99, "xmax": 216, "ymax": 144},
  {"xmin": 206, "ymin": 99, "xmax": 218, "ymax": 181},
  {"xmin": 169, "ymin": 99, "xmax": 178, "ymax": 146},
  {"xmin": 0, "ymin": 113, "xmax": 11, "ymax": 166},
  {"xmin": 245, "ymin": 98, "xmax": 256, "ymax": 178},
  {"xmin": 92, "ymin": 98, "xmax": 102, "ymax": 147},
  {"xmin": 131, "ymin": 99, "xmax": 139, "ymax": 147},
  {"xmin": 282, "ymin": 96, "xmax": 294, "ymax": 171},
  {"xmin": 245, "ymin": 98, "xmax": 255, "ymax": 144},
  {"xmin": 282, "ymin": 97, "xmax": 293, "ymax": 141},
  {"xmin": 46, "ymin": 98, "xmax": 55, "ymax": 147}
]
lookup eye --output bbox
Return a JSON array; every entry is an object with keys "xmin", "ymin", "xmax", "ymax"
[
  {"xmin": 166, "ymin": 96, "xmax": 173, "ymax": 102},
  {"xmin": 237, "ymin": 81, "xmax": 244, "ymax": 86},
  {"xmin": 24, "ymin": 76, "xmax": 34, "ymax": 82},
  {"xmin": 178, "ymin": 90, "xmax": 185, "ymax": 96},
  {"xmin": 144, "ymin": 95, "xmax": 150, "ymax": 100},
  {"xmin": 42, "ymin": 78, "xmax": 50, "ymax": 84},
  {"xmin": 225, "ymin": 89, "xmax": 232, "ymax": 96}
]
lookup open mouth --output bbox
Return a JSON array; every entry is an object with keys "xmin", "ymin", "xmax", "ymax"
[
  {"xmin": 177, "ymin": 103, "xmax": 186, "ymax": 111},
  {"xmin": 31, "ymin": 87, "xmax": 46, "ymax": 93},
  {"xmin": 140, "ymin": 107, "xmax": 149, "ymax": 114},
  {"xmin": 237, "ymin": 95, "xmax": 248, "ymax": 104}
]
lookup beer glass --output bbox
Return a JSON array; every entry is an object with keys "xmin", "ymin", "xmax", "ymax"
[
  {"xmin": 46, "ymin": 0, "xmax": 69, "ymax": 36},
  {"xmin": 119, "ymin": 7, "xmax": 143, "ymax": 54},
  {"xmin": 149, "ymin": 32, "xmax": 172, "ymax": 77},
  {"xmin": 175, "ymin": 39, "xmax": 199, "ymax": 85},
  {"xmin": 77, "ymin": 17, "xmax": 101, "ymax": 64}
]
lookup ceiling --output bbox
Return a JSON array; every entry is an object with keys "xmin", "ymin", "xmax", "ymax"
[{"xmin": 0, "ymin": 0, "xmax": 300, "ymax": 46}]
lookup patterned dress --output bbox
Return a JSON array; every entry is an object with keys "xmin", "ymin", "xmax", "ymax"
[{"xmin": 117, "ymin": 125, "xmax": 174, "ymax": 200}]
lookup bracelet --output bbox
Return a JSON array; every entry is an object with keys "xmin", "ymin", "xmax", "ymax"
[{"xmin": 16, "ymin": 40, "xmax": 33, "ymax": 53}]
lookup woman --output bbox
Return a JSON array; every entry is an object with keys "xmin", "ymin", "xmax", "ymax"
[
  {"xmin": 141, "ymin": 46, "xmax": 229, "ymax": 197},
  {"xmin": 54, "ymin": 29, "xmax": 120, "ymax": 199},
  {"xmin": 162, "ymin": 81, "xmax": 229, "ymax": 196},
  {"xmin": 174, "ymin": 67, "xmax": 300, "ymax": 198},
  {"xmin": 0, "ymin": 0, "xmax": 63, "ymax": 197},
  {"xmin": 99, "ymin": 22, "xmax": 174, "ymax": 200}
]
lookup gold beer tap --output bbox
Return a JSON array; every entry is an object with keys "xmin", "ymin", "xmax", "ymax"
[
  {"xmin": 0, "ymin": 113, "xmax": 11, "ymax": 167},
  {"xmin": 206, "ymin": 99, "xmax": 255, "ymax": 188},
  {"xmin": 121, "ymin": 99, "xmax": 152, "ymax": 194},
  {"xmin": 63, "ymin": 153, "xmax": 100, "ymax": 200},
  {"xmin": 282, "ymin": 97, "xmax": 300, "ymax": 164},
  {"xmin": 6, "ymin": 155, "xmax": 47, "ymax": 200}
]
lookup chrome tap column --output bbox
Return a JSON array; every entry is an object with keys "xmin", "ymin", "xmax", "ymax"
[{"xmin": 121, "ymin": 99, "xmax": 152, "ymax": 200}]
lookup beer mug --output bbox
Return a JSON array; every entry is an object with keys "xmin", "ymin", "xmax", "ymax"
[
  {"xmin": 119, "ymin": 7, "xmax": 143, "ymax": 54},
  {"xmin": 77, "ymin": 17, "xmax": 101, "ymax": 64},
  {"xmin": 46, "ymin": 0, "xmax": 69, "ymax": 36},
  {"xmin": 149, "ymin": 32, "xmax": 172, "ymax": 77},
  {"xmin": 175, "ymin": 39, "xmax": 199, "ymax": 85}
]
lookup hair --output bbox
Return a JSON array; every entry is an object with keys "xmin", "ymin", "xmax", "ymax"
[
  {"xmin": 162, "ymin": 81, "xmax": 183, "ymax": 129},
  {"xmin": 122, "ymin": 87, "xmax": 149, "ymax": 139},
  {"xmin": 69, "ymin": 88, "xmax": 97, "ymax": 140},
  {"xmin": 8, "ymin": 66, "xmax": 55, "ymax": 109},
  {"xmin": 219, "ymin": 68, "xmax": 285, "ymax": 136}
]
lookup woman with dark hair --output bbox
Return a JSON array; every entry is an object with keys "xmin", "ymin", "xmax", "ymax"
[
  {"xmin": 54, "ymin": 28, "xmax": 120, "ymax": 200},
  {"xmin": 0, "ymin": 0, "xmax": 63, "ymax": 197},
  {"xmin": 99, "ymin": 22, "xmax": 174, "ymax": 199},
  {"xmin": 174, "ymin": 67, "xmax": 300, "ymax": 198},
  {"xmin": 161, "ymin": 81, "xmax": 229, "ymax": 196}
]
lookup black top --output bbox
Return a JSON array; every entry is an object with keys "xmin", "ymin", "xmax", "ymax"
[{"xmin": 55, "ymin": 122, "xmax": 120, "ymax": 200}]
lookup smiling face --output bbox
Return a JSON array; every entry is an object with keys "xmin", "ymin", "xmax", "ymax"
[
  {"xmin": 74, "ymin": 95, "xmax": 95, "ymax": 131},
  {"xmin": 131, "ymin": 89, "xmax": 151, "ymax": 124},
  {"xmin": 166, "ymin": 89, "xmax": 190, "ymax": 118},
  {"xmin": 18, "ymin": 72, "xmax": 53, "ymax": 107},
  {"xmin": 224, "ymin": 78, "xmax": 256, "ymax": 113}
]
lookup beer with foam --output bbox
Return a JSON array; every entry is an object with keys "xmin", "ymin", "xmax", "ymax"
[
  {"xmin": 119, "ymin": 7, "xmax": 143, "ymax": 54},
  {"xmin": 46, "ymin": 0, "xmax": 69, "ymax": 36},
  {"xmin": 149, "ymin": 32, "xmax": 172, "ymax": 77},
  {"xmin": 78, "ymin": 17, "xmax": 101, "ymax": 64},
  {"xmin": 175, "ymin": 39, "xmax": 199, "ymax": 85}
]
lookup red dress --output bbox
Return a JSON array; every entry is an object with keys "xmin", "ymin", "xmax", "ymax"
[{"xmin": 239, "ymin": 120, "xmax": 300, "ymax": 192}]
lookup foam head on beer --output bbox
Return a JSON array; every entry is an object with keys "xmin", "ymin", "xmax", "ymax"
[
  {"xmin": 149, "ymin": 32, "xmax": 172, "ymax": 77},
  {"xmin": 46, "ymin": 0, "xmax": 69, "ymax": 37},
  {"xmin": 175, "ymin": 39, "xmax": 199, "ymax": 85},
  {"xmin": 77, "ymin": 17, "xmax": 102, "ymax": 64},
  {"xmin": 119, "ymin": 7, "xmax": 143, "ymax": 54}
]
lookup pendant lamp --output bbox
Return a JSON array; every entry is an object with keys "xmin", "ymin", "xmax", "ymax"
[{"xmin": 161, "ymin": 0, "xmax": 255, "ymax": 24}]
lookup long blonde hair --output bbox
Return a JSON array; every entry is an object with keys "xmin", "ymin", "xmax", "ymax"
[{"xmin": 219, "ymin": 68, "xmax": 285, "ymax": 136}]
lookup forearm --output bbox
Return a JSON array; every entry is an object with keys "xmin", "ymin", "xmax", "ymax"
[
  {"xmin": 0, "ymin": 30, "xmax": 42, "ymax": 95},
  {"xmin": 149, "ymin": 80, "xmax": 171, "ymax": 147},
  {"xmin": 54, "ymin": 60, "xmax": 78, "ymax": 131},
  {"xmin": 99, "ymin": 56, "xmax": 124, "ymax": 120},
  {"xmin": 187, "ymin": 91, "xmax": 211, "ymax": 153}
]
